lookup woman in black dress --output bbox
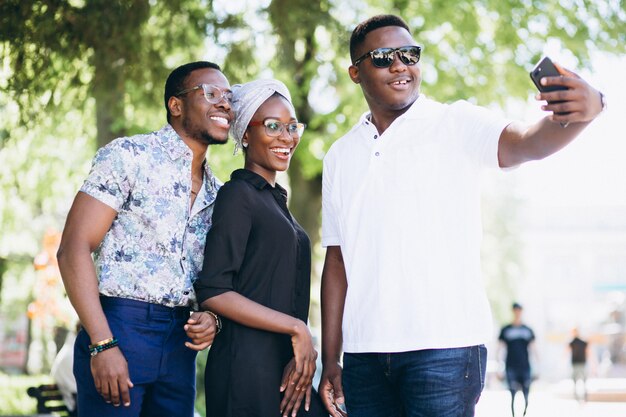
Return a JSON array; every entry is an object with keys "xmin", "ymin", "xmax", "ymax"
[{"xmin": 195, "ymin": 79, "xmax": 327, "ymax": 417}]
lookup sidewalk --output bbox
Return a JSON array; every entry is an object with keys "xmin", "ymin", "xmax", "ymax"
[{"xmin": 476, "ymin": 379, "xmax": 626, "ymax": 417}]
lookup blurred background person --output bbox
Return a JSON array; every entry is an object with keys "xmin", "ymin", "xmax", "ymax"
[
  {"xmin": 50, "ymin": 322, "xmax": 80, "ymax": 415},
  {"xmin": 498, "ymin": 303, "xmax": 537, "ymax": 417},
  {"xmin": 568, "ymin": 327, "xmax": 590, "ymax": 402}
]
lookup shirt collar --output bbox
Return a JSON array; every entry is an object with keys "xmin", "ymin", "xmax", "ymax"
[
  {"xmin": 156, "ymin": 125, "xmax": 220, "ymax": 207},
  {"xmin": 231, "ymin": 169, "xmax": 288, "ymax": 198},
  {"xmin": 156, "ymin": 124, "xmax": 194, "ymax": 161},
  {"xmin": 358, "ymin": 94, "xmax": 437, "ymax": 127}
]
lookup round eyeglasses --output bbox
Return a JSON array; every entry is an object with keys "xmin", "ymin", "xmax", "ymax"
[
  {"xmin": 353, "ymin": 45, "xmax": 422, "ymax": 68},
  {"xmin": 175, "ymin": 83, "xmax": 233, "ymax": 105},
  {"xmin": 248, "ymin": 118, "xmax": 306, "ymax": 138}
]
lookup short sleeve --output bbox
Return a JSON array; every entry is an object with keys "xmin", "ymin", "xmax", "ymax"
[
  {"xmin": 79, "ymin": 139, "xmax": 135, "ymax": 211},
  {"xmin": 451, "ymin": 100, "xmax": 512, "ymax": 169},
  {"xmin": 498, "ymin": 326, "xmax": 506, "ymax": 342},
  {"xmin": 321, "ymin": 150, "xmax": 341, "ymax": 247},
  {"xmin": 195, "ymin": 181, "xmax": 253, "ymax": 303}
]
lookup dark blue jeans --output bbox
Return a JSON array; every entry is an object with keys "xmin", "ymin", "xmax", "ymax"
[
  {"xmin": 343, "ymin": 345, "xmax": 487, "ymax": 417},
  {"xmin": 74, "ymin": 297, "xmax": 197, "ymax": 417}
]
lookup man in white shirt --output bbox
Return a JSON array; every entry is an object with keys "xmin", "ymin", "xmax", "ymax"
[{"xmin": 318, "ymin": 14, "xmax": 605, "ymax": 417}]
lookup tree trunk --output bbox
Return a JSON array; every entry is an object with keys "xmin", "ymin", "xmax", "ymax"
[
  {"xmin": 288, "ymin": 158, "xmax": 322, "ymax": 329},
  {"xmin": 92, "ymin": 51, "xmax": 127, "ymax": 149},
  {"xmin": 288, "ymin": 158, "xmax": 322, "ymax": 248}
]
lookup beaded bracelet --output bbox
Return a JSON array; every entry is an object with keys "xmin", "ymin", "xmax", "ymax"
[
  {"xmin": 89, "ymin": 337, "xmax": 119, "ymax": 357},
  {"xmin": 206, "ymin": 311, "xmax": 222, "ymax": 334},
  {"xmin": 89, "ymin": 337, "xmax": 115, "ymax": 350}
]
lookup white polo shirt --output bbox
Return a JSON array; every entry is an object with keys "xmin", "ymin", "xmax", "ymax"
[{"xmin": 322, "ymin": 95, "xmax": 511, "ymax": 353}]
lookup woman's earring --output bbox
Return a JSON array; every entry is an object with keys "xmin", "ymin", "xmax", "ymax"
[{"xmin": 242, "ymin": 142, "xmax": 248, "ymax": 148}]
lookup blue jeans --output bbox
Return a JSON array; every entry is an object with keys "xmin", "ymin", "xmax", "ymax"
[
  {"xmin": 74, "ymin": 297, "xmax": 197, "ymax": 417},
  {"xmin": 343, "ymin": 345, "xmax": 487, "ymax": 417}
]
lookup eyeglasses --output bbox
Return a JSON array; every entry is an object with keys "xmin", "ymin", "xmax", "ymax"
[
  {"xmin": 353, "ymin": 45, "xmax": 422, "ymax": 68},
  {"xmin": 175, "ymin": 83, "xmax": 233, "ymax": 105},
  {"xmin": 248, "ymin": 118, "xmax": 306, "ymax": 138}
]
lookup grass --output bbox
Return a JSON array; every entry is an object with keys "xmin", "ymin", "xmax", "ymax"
[{"xmin": 0, "ymin": 372, "xmax": 52, "ymax": 416}]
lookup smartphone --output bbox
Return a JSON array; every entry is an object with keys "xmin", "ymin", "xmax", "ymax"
[
  {"xmin": 530, "ymin": 56, "xmax": 568, "ymax": 116},
  {"xmin": 530, "ymin": 56, "xmax": 567, "ymax": 93}
]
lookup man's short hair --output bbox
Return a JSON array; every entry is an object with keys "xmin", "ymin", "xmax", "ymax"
[
  {"xmin": 349, "ymin": 14, "xmax": 411, "ymax": 64},
  {"xmin": 164, "ymin": 61, "xmax": 222, "ymax": 122},
  {"xmin": 512, "ymin": 302, "xmax": 523, "ymax": 310}
]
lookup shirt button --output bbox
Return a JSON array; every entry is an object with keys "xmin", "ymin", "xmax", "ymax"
[
  {"xmin": 183, "ymin": 291, "xmax": 190, "ymax": 295},
  {"xmin": 375, "ymin": 152, "xmax": 380, "ymax": 156},
  {"xmin": 182, "ymin": 256, "xmax": 186, "ymax": 260},
  {"xmin": 374, "ymin": 134, "xmax": 378, "ymax": 139}
]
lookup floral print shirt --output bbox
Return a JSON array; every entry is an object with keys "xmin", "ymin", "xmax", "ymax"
[{"xmin": 80, "ymin": 124, "xmax": 220, "ymax": 308}]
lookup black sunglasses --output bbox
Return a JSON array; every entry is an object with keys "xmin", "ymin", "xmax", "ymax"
[{"xmin": 353, "ymin": 45, "xmax": 422, "ymax": 68}]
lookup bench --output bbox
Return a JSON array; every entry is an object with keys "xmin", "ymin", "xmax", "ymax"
[{"xmin": 26, "ymin": 384, "xmax": 75, "ymax": 416}]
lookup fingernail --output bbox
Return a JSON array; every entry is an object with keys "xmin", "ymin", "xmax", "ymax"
[{"xmin": 541, "ymin": 78, "xmax": 547, "ymax": 85}]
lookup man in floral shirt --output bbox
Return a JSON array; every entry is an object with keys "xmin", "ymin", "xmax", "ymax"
[{"xmin": 57, "ymin": 61, "xmax": 233, "ymax": 417}]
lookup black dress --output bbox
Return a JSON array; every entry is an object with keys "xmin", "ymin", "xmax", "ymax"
[{"xmin": 195, "ymin": 169, "xmax": 328, "ymax": 417}]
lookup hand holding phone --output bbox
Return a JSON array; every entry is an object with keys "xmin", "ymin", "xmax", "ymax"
[
  {"xmin": 530, "ymin": 56, "xmax": 569, "ymax": 118},
  {"xmin": 530, "ymin": 56, "xmax": 568, "ymax": 93}
]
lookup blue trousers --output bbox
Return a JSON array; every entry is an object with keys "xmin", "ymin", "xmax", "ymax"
[
  {"xmin": 342, "ymin": 345, "xmax": 487, "ymax": 417},
  {"xmin": 73, "ymin": 297, "xmax": 197, "ymax": 417}
]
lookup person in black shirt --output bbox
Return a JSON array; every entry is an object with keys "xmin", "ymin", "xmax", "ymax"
[
  {"xmin": 568, "ymin": 327, "xmax": 589, "ymax": 402},
  {"xmin": 195, "ymin": 79, "xmax": 327, "ymax": 417},
  {"xmin": 498, "ymin": 303, "xmax": 536, "ymax": 417}
]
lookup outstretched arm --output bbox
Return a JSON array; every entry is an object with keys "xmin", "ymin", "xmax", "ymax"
[
  {"xmin": 319, "ymin": 246, "xmax": 348, "ymax": 417},
  {"xmin": 57, "ymin": 192, "xmax": 134, "ymax": 407},
  {"xmin": 498, "ymin": 63, "xmax": 604, "ymax": 168}
]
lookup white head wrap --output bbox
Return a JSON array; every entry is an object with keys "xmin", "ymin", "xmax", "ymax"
[{"xmin": 231, "ymin": 79, "xmax": 293, "ymax": 154}]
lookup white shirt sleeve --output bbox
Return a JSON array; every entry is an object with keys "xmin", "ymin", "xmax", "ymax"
[
  {"xmin": 321, "ymin": 150, "xmax": 341, "ymax": 247},
  {"xmin": 451, "ymin": 100, "xmax": 512, "ymax": 169}
]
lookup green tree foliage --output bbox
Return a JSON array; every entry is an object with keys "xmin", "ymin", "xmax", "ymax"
[{"xmin": 0, "ymin": 0, "xmax": 217, "ymax": 147}]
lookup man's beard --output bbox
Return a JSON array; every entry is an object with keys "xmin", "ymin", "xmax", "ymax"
[{"xmin": 182, "ymin": 116, "xmax": 228, "ymax": 146}]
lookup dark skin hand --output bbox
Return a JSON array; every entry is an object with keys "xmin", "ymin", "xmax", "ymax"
[
  {"xmin": 279, "ymin": 356, "xmax": 316, "ymax": 416},
  {"xmin": 91, "ymin": 347, "xmax": 134, "ymax": 406},
  {"xmin": 184, "ymin": 311, "xmax": 218, "ymax": 350}
]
